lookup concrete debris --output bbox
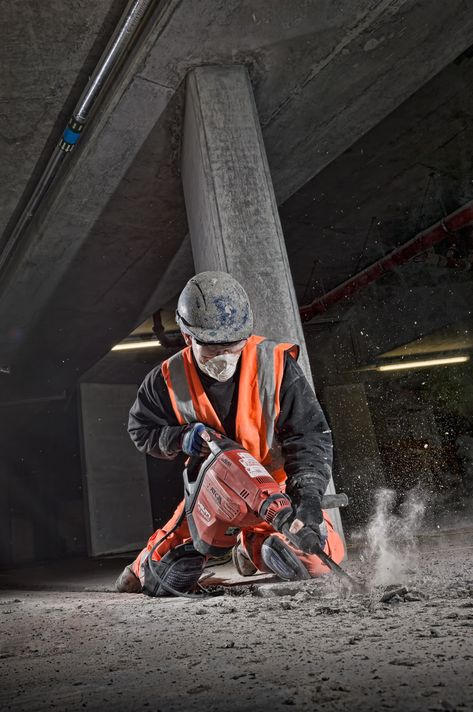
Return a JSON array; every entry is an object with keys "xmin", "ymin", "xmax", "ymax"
[
  {"xmin": 380, "ymin": 585, "xmax": 428, "ymax": 603},
  {"xmin": 280, "ymin": 601, "xmax": 296, "ymax": 610},
  {"xmin": 250, "ymin": 578, "xmax": 328, "ymax": 599},
  {"xmin": 389, "ymin": 658, "xmax": 420, "ymax": 667},
  {"xmin": 204, "ymin": 584, "xmax": 253, "ymax": 597},
  {"xmin": 404, "ymin": 590, "xmax": 429, "ymax": 602},
  {"xmin": 252, "ymin": 581, "xmax": 308, "ymax": 598},
  {"xmin": 381, "ymin": 585, "xmax": 409, "ymax": 602}
]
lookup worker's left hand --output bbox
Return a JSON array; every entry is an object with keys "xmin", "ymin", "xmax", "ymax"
[{"xmin": 289, "ymin": 494, "xmax": 328, "ymax": 549}]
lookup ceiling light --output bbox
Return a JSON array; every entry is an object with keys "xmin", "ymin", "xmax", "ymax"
[
  {"xmin": 112, "ymin": 339, "xmax": 161, "ymax": 351},
  {"xmin": 376, "ymin": 355, "xmax": 470, "ymax": 372}
]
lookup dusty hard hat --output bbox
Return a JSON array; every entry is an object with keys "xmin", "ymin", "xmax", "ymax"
[{"xmin": 176, "ymin": 271, "xmax": 253, "ymax": 343}]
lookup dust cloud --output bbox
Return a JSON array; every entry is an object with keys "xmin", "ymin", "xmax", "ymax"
[{"xmin": 361, "ymin": 488, "xmax": 427, "ymax": 586}]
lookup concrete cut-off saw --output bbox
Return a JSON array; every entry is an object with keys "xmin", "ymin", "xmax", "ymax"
[{"xmin": 142, "ymin": 430, "xmax": 363, "ymax": 597}]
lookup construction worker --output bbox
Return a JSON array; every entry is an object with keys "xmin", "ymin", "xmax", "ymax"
[{"xmin": 116, "ymin": 271, "xmax": 344, "ymax": 595}]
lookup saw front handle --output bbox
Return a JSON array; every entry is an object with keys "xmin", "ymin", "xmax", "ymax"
[{"xmin": 320, "ymin": 493, "xmax": 348, "ymax": 509}]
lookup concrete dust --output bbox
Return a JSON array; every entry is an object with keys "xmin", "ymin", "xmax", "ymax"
[
  {"xmin": 356, "ymin": 488, "xmax": 427, "ymax": 587},
  {"xmin": 1, "ymin": 543, "xmax": 472, "ymax": 712}
]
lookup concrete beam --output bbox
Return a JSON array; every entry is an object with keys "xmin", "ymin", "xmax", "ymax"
[
  {"xmin": 281, "ymin": 57, "xmax": 473, "ymax": 301},
  {"xmin": 139, "ymin": 234, "xmax": 195, "ymax": 319},
  {"xmin": 181, "ymin": 65, "xmax": 343, "ymax": 538}
]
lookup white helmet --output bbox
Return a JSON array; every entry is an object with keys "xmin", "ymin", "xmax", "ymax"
[{"xmin": 176, "ymin": 271, "xmax": 253, "ymax": 343}]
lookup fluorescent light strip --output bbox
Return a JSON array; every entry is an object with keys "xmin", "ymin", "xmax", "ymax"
[
  {"xmin": 377, "ymin": 355, "xmax": 469, "ymax": 372},
  {"xmin": 112, "ymin": 339, "xmax": 161, "ymax": 351}
]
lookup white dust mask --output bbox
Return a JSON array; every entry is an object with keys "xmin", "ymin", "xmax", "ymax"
[{"xmin": 196, "ymin": 352, "xmax": 241, "ymax": 382}]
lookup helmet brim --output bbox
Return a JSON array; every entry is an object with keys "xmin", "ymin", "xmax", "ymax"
[{"xmin": 177, "ymin": 312, "xmax": 252, "ymax": 344}]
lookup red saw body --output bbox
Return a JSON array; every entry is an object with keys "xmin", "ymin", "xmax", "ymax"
[
  {"xmin": 184, "ymin": 432, "xmax": 349, "ymax": 560},
  {"xmin": 183, "ymin": 432, "xmax": 363, "ymax": 590},
  {"xmin": 184, "ymin": 435, "xmax": 293, "ymax": 556}
]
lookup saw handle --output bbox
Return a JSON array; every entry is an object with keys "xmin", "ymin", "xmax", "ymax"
[
  {"xmin": 199, "ymin": 427, "xmax": 226, "ymax": 456},
  {"xmin": 320, "ymin": 493, "xmax": 348, "ymax": 509}
]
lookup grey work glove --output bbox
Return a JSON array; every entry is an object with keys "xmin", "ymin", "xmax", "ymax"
[
  {"xmin": 286, "ymin": 473, "xmax": 328, "ymax": 550},
  {"xmin": 180, "ymin": 423, "xmax": 213, "ymax": 457}
]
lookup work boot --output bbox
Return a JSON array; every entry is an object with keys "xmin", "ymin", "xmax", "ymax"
[
  {"xmin": 232, "ymin": 543, "xmax": 257, "ymax": 577},
  {"xmin": 261, "ymin": 535, "xmax": 311, "ymax": 581},
  {"xmin": 115, "ymin": 564, "xmax": 142, "ymax": 594},
  {"xmin": 142, "ymin": 544, "xmax": 205, "ymax": 597}
]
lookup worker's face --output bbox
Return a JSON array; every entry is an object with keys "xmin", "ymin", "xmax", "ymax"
[
  {"xmin": 192, "ymin": 339, "xmax": 247, "ymax": 362},
  {"xmin": 183, "ymin": 334, "xmax": 247, "ymax": 381}
]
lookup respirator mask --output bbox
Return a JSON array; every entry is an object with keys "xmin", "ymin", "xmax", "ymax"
[{"xmin": 191, "ymin": 340, "xmax": 246, "ymax": 382}]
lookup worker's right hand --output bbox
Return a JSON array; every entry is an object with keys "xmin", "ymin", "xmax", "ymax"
[
  {"xmin": 289, "ymin": 520, "xmax": 328, "ymax": 554},
  {"xmin": 181, "ymin": 422, "xmax": 212, "ymax": 457},
  {"xmin": 289, "ymin": 494, "xmax": 328, "ymax": 551}
]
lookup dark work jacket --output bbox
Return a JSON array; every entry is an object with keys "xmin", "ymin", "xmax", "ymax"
[{"xmin": 128, "ymin": 353, "xmax": 333, "ymax": 496}]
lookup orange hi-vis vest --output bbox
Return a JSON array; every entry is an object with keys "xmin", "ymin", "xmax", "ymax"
[{"xmin": 161, "ymin": 335, "xmax": 299, "ymax": 483}]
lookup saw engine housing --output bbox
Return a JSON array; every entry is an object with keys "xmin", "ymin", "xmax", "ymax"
[{"xmin": 184, "ymin": 436, "xmax": 292, "ymax": 557}]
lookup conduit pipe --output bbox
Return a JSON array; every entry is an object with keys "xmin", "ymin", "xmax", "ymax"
[
  {"xmin": 0, "ymin": 0, "xmax": 158, "ymax": 277},
  {"xmin": 299, "ymin": 200, "xmax": 473, "ymax": 322}
]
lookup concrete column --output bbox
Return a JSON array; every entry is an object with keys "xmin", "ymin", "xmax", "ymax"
[
  {"xmin": 181, "ymin": 65, "xmax": 343, "ymax": 539},
  {"xmin": 182, "ymin": 66, "xmax": 311, "ymax": 371}
]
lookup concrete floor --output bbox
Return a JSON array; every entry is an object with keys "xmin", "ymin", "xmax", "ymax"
[{"xmin": 1, "ymin": 533, "xmax": 472, "ymax": 712}]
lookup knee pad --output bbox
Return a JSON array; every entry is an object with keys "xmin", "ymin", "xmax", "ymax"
[
  {"xmin": 261, "ymin": 535, "xmax": 311, "ymax": 581},
  {"xmin": 142, "ymin": 543, "xmax": 205, "ymax": 597}
]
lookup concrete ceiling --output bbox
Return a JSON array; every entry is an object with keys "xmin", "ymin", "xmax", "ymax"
[
  {"xmin": 281, "ymin": 52, "xmax": 473, "ymax": 301},
  {"xmin": 0, "ymin": 0, "xmax": 126, "ymax": 243},
  {"xmin": 2, "ymin": 0, "xmax": 473, "ymax": 398}
]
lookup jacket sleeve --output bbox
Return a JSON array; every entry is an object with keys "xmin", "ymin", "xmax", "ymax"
[
  {"xmin": 128, "ymin": 366, "xmax": 185, "ymax": 459},
  {"xmin": 275, "ymin": 354, "xmax": 333, "ymax": 497}
]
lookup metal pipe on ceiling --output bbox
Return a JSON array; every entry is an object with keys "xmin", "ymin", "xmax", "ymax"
[
  {"xmin": 299, "ymin": 201, "xmax": 473, "ymax": 323},
  {"xmin": 0, "ymin": 0, "xmax": 157, "ymax": 277}
]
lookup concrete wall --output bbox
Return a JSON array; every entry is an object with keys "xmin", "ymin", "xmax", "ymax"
[
  {"xmin": 0, "ymin": 396, "xmax": 86, "ymax": 568},
  {"xmin": 0, "ymin": 380, "xmax": 186, "ymax": 568},
  {"xmin": 79, "ymin": 383, "xmax": 153, "ymax": 556}
]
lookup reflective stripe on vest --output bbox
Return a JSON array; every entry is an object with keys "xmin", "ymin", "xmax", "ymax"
[
  {"xmin": 165, "ymin": 350, "xmax": 198, "ymax": 424},
  {"xmin": 256, "ymin": 338, "xmax": 279, "ymax": 454},
  {"xmin": 161, "ymin": 335, "xmax": 299, "ymax": 480}
]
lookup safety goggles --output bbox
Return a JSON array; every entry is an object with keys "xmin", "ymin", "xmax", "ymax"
[{"xmin": 192, "ymin": 338, "xmax": 248, "ymax": 358}]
